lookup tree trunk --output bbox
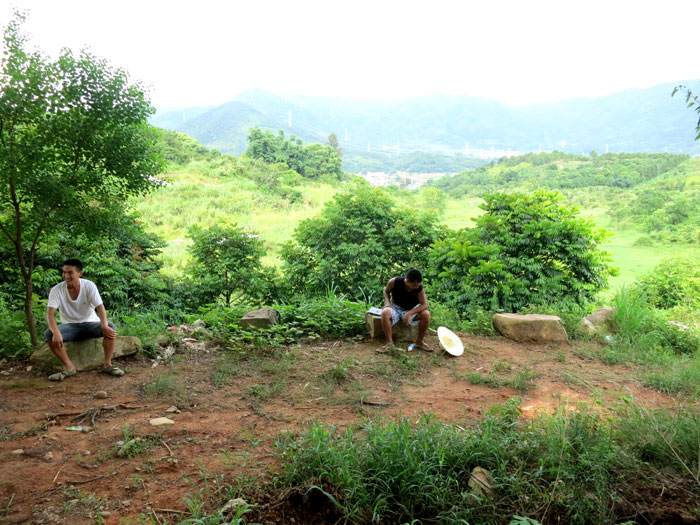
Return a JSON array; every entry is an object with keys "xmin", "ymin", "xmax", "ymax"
[{"xmin": 23, "ymin": 276, "xmax": 39, "ymax": 346}]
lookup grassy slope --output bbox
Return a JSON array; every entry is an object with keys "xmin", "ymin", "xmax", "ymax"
[{"xmin": 135, "ymin": 143, "xmax": 700, "ymax": 294}]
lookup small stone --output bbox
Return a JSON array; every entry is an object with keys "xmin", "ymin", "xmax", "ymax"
[
  {"xmin": 115, "ymin": 440, "xmax": 125, "ymax": 448},
  {"xmin": 26, "ymin": 366, "xmax": 33, "ymax": 372},
  {"xmin": 0, "ymin": 371, "xmax": 10, "ymax": 376},
  {"xmin": 94, "ymin": 391, "xmax": 108, "ymax": 399},
  {"xmin": 220, "ymin": 498, "xmax": 248, "ymax": 515},
  {"xmin": 44, "ymin": 451, "xmax": 54, "ymax": 461},
  {"xmin": 99, "ymin": 511, "xmax": 113, "ymax": 518},
  {"xmin": 468, "ymin": 467, "xmax": 493, "ymax": 497},
  {"xmin": 149, "ymin": 417, "xmax": 175, "ymax": 426},
  {"xmin": 165, "ymin": 406, "xmax": 179, "ymax": 413},
  {"xmin": 11, "ymin": 449, "xmax": 23, "ymax": 455}
]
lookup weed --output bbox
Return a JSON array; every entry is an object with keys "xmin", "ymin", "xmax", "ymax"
[
  {"xmin": 492, "ymin": 359, "xmax": 512, "ymax": 372},
  {"xmin": 644, "ymin": 356, "xmax": 700, "ymax": 395},
  {"xmin": 556, "ymin": 350, "xmax": 566, "ymax": 363},
  {"xmin": 506, "ymin": 369, "xmax": 537, "ymax": 392},
  {"xmin": 142, "ymin": 371, "xmax": 189, "ymax": 404},
  {"xmin": 114, "ymin": 426, "xmax": 158, "ymax": 458},
  {"xmin": 464, "ymin": 371, "xmax": 504, "ymax": 388}
]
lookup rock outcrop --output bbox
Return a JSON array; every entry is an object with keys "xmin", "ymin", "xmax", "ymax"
[
  {"xmin": 365, "ymin": 310, "xmax": 419, "ymax": 341},
  {"xmin": 239, "ymin": 308, "xmax": 280, "ymax": 329},
  {"xmin": 29, "ymin": 336, "xmax": 141, "ymax": 371},
  {"xmin": 492, "ymin": 313, "xmax": 568, "ymax": 343}
]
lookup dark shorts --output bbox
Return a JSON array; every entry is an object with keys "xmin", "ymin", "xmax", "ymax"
[{"xmin": 44, "ymin": 322, "xmax": 116, "ymax": 342}]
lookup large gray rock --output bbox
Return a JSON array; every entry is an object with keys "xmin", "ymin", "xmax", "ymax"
[
  {"xmin": 492, "ymin": 313, "xmax": 568, "ymax": 343},
  {"xmin": 29, "ymin": 336, "xmax": 141, "ymax": 372},
  {"xmin": 239, "ymin": 308, "xmax": 280, "ymax": 330},
  {"xmin": 581, "ymin": 307, "xmax": 616, "ymax": 334},
  {"xmin": 365, "ymin": 310, "xmax": 420, "ymax": 341}
]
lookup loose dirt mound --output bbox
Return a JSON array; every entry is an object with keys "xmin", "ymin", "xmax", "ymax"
[{"xmin": 0, "ymin": 333, "xmax": 681, "ymax": 523}]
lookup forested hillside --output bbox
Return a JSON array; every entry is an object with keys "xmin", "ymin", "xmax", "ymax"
[{"xmin": 152, "ymin": 83, "xmax": 700, "ymax": 172}]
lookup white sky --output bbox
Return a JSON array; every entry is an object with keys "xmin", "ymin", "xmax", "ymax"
[{"xmin": 2, "ymin": 0, "xmax": 699, "ymax": 111}]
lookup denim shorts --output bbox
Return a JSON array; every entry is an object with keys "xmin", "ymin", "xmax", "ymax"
[
  {"xmin": 44, "ymin": 322, "xmax": 116, "ymax": 342},
  {"xmin": 383, "ymin": 303, "xmax": 419, "ymax": 326}
]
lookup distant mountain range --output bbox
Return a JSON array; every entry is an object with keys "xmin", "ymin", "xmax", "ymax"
[{"xmin": 152, "ymin": 82, "xmax": 700, "ymax": 166}]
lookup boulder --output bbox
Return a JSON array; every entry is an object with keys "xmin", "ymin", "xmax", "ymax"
[
  {"xmin": 578, "ymin": 317, "xmax": 598, "ymax": 336},
  {"xmin": 365, "ymin": 310, "xmax": 420, "ymax": 341},
  {"xmin": 239, "ymin": 308, "xmax": 280, "ymax": 330},
  {"xmin": 581, "ymin": 307, "xmax": 616, "ymax": 334},
  {"xmin": 492, "ymin": 313, "xmax": 568, "ymax": 343},
  {"xmin": 29, "ymin": 336, "xmax": 141, "ymax": 372}
]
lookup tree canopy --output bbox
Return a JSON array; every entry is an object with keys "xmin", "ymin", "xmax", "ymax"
[{"xmin": 0, "ymin": 13, "xmax": 164, "ymax": 344}]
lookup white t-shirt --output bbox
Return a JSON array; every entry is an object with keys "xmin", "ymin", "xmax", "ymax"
[{"xmin": 47, "ymin": 279, "xmax": 103, "ymax": 324}]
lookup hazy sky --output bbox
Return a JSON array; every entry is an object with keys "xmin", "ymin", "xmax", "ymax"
[{"xmin": 2, "ymin": 0, "xmax": 699, "ymax": 111}]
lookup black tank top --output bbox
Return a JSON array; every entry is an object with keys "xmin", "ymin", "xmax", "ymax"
[{"xmin": 391, "ymin": 276, "xmax": 423, "ymax": 310}]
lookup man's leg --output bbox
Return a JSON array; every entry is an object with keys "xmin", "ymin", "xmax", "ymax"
[
  {"xmin": 46, "ymin": 326, "xmax": 77, "ymax": 371},
  {"xmin": 103, "ymin": 332, "xmax": 116, "ymax": 367},
  {"xmin": 415, "ymin": 310, "xmax": 431, "ymax": 346},
  {"xmin": 381, "ymin": 307, "xmax": 395, "ymax": 345}
]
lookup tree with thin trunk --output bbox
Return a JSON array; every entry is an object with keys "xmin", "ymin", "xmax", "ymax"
[{"xmin": 0, "ymin": 12, "xmax": 163, "ymax": 345}]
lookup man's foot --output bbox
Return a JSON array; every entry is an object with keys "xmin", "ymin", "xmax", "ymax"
[
  {"xmin": 101, "ymin": 365, "xmax": 125, "ymax": 377},
  {"xmin": 413, "ymin": 342, "xmax": 434, "ymax": 352},
  {"xmin": 48, "ymin": 369, "xmax": 77, "ymax": 381}
]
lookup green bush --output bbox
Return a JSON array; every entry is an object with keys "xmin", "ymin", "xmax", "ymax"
[
  {"xmin": 0, "ymin": 308, "xmax": 33, "ymax": 359},
  {"xmin": 635, "ymin": 258, "xmax": 700, "ymax": 309},
  {"xmin": 430, "ymin": 190, "xmax": 614, "ymax": 315},
  {"xmin": 282, "ymin": 185, "xmax": 444, "ymax": 300}
]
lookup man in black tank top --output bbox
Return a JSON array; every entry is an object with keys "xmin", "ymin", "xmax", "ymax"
[{"xmin": 379, "ymin": 268, "xmax": 431, "ymax": 351}]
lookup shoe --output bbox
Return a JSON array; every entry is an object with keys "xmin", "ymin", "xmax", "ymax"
[
  {"xmin": 48, "ymin": 369, "xmax": 77, "ymax": 381},
  {"xmin": 101, "ymin": 365, "xmax": 125, "ymax": 377}
]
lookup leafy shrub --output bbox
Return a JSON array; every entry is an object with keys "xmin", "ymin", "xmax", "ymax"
[
  {"xmin": 282, "ymin": 185, "xmax": 444, "ymax": 300},
  {"xmin": 430, "ymin": 190, "xmax": 614, "ymax": 315},
  {"xmin": 0, "ymin": 308, "xmax": 33, "ymax": 359},
  {"xmin": 635, "ymin": 258, "xmax": 700, "ymax": 309},
  {"xmin": 187, "ymin": 224, "xmax": 278, "ymax": 306}
]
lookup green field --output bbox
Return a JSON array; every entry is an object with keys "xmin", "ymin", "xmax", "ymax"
[{"xmin": 134, "ymin": 169, "xmax": 697, "ymax": 298}]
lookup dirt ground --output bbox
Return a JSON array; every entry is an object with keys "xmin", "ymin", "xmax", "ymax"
[{"xmin": 0, "ymin": 332, "xmax": 688, "ymax": 524}]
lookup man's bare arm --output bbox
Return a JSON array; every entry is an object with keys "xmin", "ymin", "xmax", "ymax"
[
  {"xmin": 383, "ymin": 278, "xmax": 395, "ymax": 308},
  {"xmin": 95, "ymin": 304, "xmax": 116, "ymax": 339},
  {"xmin": 46, "ymin": 307, "xmax": 63, "ymax": 346}
]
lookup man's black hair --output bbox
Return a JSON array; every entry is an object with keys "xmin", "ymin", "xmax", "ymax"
[
  {"xmin": 62, "ymin": 259, "xmax": 83, "ymax": 272},
  {"xmin": 406, "ymin": 268, "xmax": 423, "ymax": 283}
]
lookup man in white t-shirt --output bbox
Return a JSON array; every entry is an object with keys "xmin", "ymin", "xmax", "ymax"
[{"xmin": 44, "ymin": 259, "xmax": 124, "ymax": 381}]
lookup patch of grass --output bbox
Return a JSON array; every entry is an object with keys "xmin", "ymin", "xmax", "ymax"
[
  {"xmin": 643, "ymin": 356, "xmax": 700, "ymax": 395},
  {"xmin": 114, "ymin": 425, "xmax": 158, "ymax": 458},
  {"xmin": 141, "ymin": 371, "xmax": 189, "ymax": 404},
  {"xmin": 463, "ymin": 371, "xmax": 504, "ymax": 388},
  {"xmin": 505, "ymin": 369, "xmax": 538, "ymax": 392},
  {"xmin": 492, "ymin": 359, "xmax": 512, "ymax": 372},
  {"xmin": 212, "ymin": 353, "xmax": 242, "ymax": 387}
]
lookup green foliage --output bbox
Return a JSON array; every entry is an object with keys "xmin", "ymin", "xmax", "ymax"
[
  {"xmin": 0, "ymin": 306, "xmax": 31, "ymax": 358},
  {"xmin": 187, "ymin": 224, "xmax": 276, "ymax": 307},
  {"xmin": 430, "ymin": 152, "xmax": 688, "ymax": 197},
  {"xmin": 0, "ymin": 13, "xmax": 164, "ymax": 344},
  {"xmin": 282, "ymin": 185, "xmax": 444, "ymax": 300},
  {"xmin": 246, "ymin": 126, "xmax": 343, "ymax": 180},
  {"xmin": 274, "ymin": 398, "xmax": 699, "ymax": 524},
  {"xmin": 635, "ymin": 258, "xmax": 700, "ymax": 309},
  {"xmin": 673, "ymin": 83, "xmax": 700, "ymax": 141},
  {"xmin": 430, "ymin": 190, "xmax": 614, "ymax": 314},
  {"xmin": 610, "ymin": 286, "xmax": 700, "ymax": 358}
]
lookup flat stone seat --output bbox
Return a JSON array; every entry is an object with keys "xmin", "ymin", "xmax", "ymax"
[
  {"xmin": 365, "ymin": 309, "xmax": 419, "ymax": 341},
  {"xmin": 492, "ymin": 313, "xmax": 568, "ymax": 343},
  {"xmin": 29, "ymin": 336, "xmax": 141, "ymax": 372}
]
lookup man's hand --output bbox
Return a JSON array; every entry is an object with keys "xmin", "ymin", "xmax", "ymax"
[
  {"xmin": 52, "ymin": 331, "xmax": 64, "ymax": 349},
  {"xmin": 102, "ymin": 324, "xmax": 116, "ymax": 339},
  {"xmin": 402, "ymin": 312, "xmax": 412, "ymax": 326}
]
